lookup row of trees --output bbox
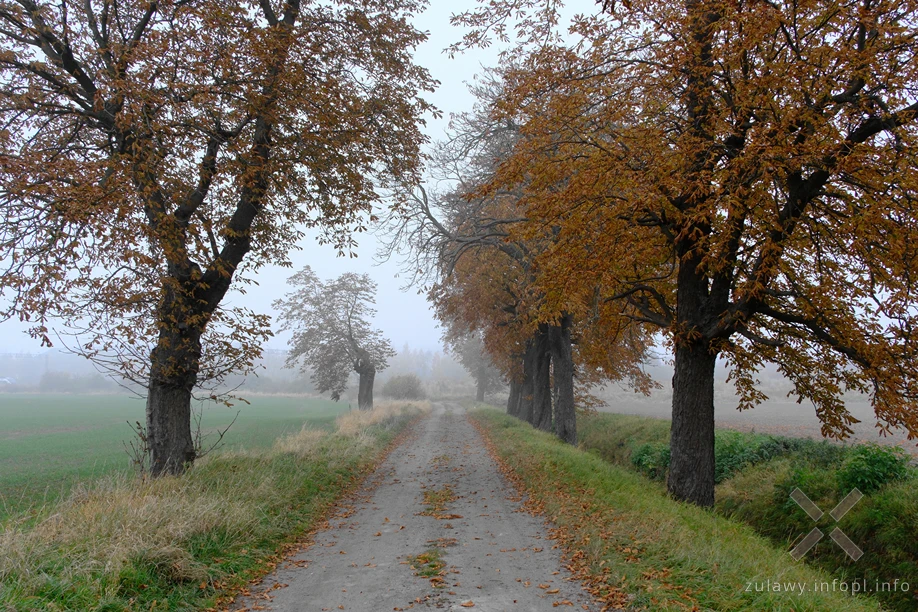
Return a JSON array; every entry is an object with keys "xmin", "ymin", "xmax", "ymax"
[
  {"xmin": 388, "ymin": 0, "xmax": 918, "ymax": 507},
  {"xmin": 384, "ymin": 72, "xmax": 655, "ymax": 445}
]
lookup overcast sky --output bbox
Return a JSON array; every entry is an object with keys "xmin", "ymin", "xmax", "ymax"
[{"xmin": 0, "ymin": 3, "xmax": 505, "ymax": 355}]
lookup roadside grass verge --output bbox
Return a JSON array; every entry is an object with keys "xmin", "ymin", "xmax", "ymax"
[
  {"xmin": 0, "ymin": 400, "xmax": 430, "ymax": 611},
  {"xmin": 470, "ymin": 408, "xmax": 882, "ymax": 612},
  {"xmin": 0, "ymin": 394, "xmax": 349, "ymax": 521},
  {"xmin": 578, "ymin": 411, "xmax": 918, "ymax": 612}
]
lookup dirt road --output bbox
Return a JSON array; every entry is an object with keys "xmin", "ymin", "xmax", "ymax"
[{"xmin": 232, "ymin": 402, "xmax": 599, "ymax": 612}]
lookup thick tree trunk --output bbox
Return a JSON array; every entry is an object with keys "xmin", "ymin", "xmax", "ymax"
[
  {"xmin": 146, "ymin": 336, "xmax": 200, "ymax": 477},
  {"xmin": 476, "ymin": 364, "xmax": 486, "ymax": 401},
  {"xmin": 531, "ymin": 326, "xmax": 552, "ymax": 432},
  {"xmin": 668, "ymin": 342, "xmax": 716, "ymax": 506},
  {"xmin": 519, "ymin": 339, "xmax": 535, "ymax": 424},
  {"xmin": 507, "ymin": 378, "xmax": 521, "ymax": 416},
  {"xmin": 146, "ymin": 378, "xmax": 195, "ymax": 476},
  {"xmin": 548, "ymin": 314, "xmax": 576, "ymax": 444},
  {"xmin": 357, "ymin": 366, "xmax": 375, "ymax": 411}
]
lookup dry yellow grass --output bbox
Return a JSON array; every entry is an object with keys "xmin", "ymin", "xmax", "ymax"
[
  {"xmin": 0, "ymin": 470, "xmax": 253, "ymax": 588},
  {"xmin": 0, "ymin": 400, "xmax": 426, "ymax": 609},
  {"xmin": 272, "ymin": 427, "xmax": 327, "ymax": 459},
  {"xmin": 335, "ymin": 400, "xmax": 431, "ymax": 437}
]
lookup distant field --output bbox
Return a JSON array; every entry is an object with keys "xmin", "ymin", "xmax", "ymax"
[
  {"xmin": 594, "ymin": 367, "xmax": 918, "ymax": 458},
  {"xmin": 0, "ymin": 393, "xmax": 348, "ymax": 521}
]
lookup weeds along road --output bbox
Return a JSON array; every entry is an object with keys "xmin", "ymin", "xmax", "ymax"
[{"xmin": 232, "ymin": 402, "xmax": 600, "ymax": 611}]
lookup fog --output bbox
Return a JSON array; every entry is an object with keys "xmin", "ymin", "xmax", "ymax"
[
  {"xmin": 0, "ymin": 4, "xmax": 502, "ymax": 357},
  {"xmin": 0, "ymin": 4, "xmax": 915, "ymax": 459}
]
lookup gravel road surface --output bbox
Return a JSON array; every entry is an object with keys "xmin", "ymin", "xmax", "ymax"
[{"xmin": 232, "ymin": 402, "xmax": 600, "ymax": 612}]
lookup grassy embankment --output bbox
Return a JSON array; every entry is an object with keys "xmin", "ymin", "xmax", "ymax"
[
  {"xmin": 0, "ymin": 394, "xmax": 348, "ymax": 520},
  {"xmin": 0, "ymin": 400, "xmax": 429, "ymax": 611},
  {"xmin": 471, "ymin": 408, "xmax": 894, "ymax": 612},
  {"xmin": 578, "ymin": 412, "xmax": 918, "ymax": 612}
]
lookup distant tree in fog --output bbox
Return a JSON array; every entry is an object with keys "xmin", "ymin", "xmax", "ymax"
[
  {"xmin": 381, "ymin": 373, "xmax": 426, "ymax": 400},
  {"xmin": 444, "ymin": 329, "xmax": 503, "ymax": 402},
  {"xmin": 274, "ymin": 267, "xmax": 394, "ymax": 410}
]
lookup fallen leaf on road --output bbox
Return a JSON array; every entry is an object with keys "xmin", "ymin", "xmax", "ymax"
[
  {"xmin": 547, "ymin": 588, "xmax": 560, "ymax": 594},
  {"xmin": 460, "ymin": 602, "xmax": 475, "ymax": 608}
]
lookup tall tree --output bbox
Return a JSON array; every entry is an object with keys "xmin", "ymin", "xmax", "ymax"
[
  {"xmin": 273, "ymin": 266, "xmax": 394, "ymax": 410},
  {"xmin": 0, "ymin": 0, "xmax": 434, "ymax": 475},
  {"xmin": 455, "ymin": 0, "xmax": 918, "ymax": 505}
]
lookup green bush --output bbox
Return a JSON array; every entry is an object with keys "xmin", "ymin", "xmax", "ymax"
[
  {"xmin": 631, "ymin": 442, "xmax": 670, "ymax": 480},
  {"xmin": 381, "ymin": 373, "xmax": 426, "ymax": 400},
  {"xmin": 789, "ymin": 437, "xmax": 850, "ymax": 468},
  {"xmin": 713, "ymin": 431, "xmax": 788, "ymax": 483},
  {"xmin": 836, "ymin": 443, "xmax": 910, "ymax": 494},
  {"xmin": 623, "ymin": 429, "xmax": 797, "ymax": 484}
]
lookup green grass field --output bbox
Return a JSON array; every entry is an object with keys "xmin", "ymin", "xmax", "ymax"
[{"xmin": 0, "ymin": 393, "xmax": 348, "ymax": 521}]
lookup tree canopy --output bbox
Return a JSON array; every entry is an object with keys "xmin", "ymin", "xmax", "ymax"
[
  {"xmin": 0, "ymin": 0, "xmax": 435, "ymax": 473},
  {"xmin": 274, "ymin": 266, "xmax": 394, "ymax": 410},
  {"xmin": 450, "ymin": 0, "xmax": 918, "ymax": 505},
  {"xmin": 383, "ymin": 71, "xmax": 655, "ymax": 444}
]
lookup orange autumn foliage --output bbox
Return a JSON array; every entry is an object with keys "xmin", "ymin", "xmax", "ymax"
[
  {"xmin": 0, "ymin": 0, "xmax": 435, "ymax": 474},
  {"xmin": 455, "ymin": 0, "xmax": 918, "ymax": 505}
]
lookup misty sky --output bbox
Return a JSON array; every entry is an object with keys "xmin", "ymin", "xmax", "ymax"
[{"xmin": 0, "ymin": 3, "xmax": 505, "ymax": 355}]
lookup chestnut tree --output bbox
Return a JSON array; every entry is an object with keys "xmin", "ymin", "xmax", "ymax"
[{"xmin": 0, "ymin": 0, "xmax": 434, "ymax": 475}]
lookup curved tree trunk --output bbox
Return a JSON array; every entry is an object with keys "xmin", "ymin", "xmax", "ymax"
[
  {"xmin": 531, "ymin": 326, "xmax": 553, "ymax": 432},
  {"xmin": 548, "ymin": 314, "xmax": 576, "ymax": 444}
]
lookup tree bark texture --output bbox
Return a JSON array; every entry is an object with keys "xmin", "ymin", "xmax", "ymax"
[
  {"xmin": 668, "ymin": 341, "xmax": 716, "ymax": 506},
  {"xmin": 548, "ymin": 314, "xmax": 576, "ymax": 444},
  {"xmin": 531, "ymin": 326, "xmax": 553, "ymax": 432},
  {"xmin": 507, "ymin": 379, "xmax": 521, "ymax": 416},
  {"xmin": 146, "ymin": 318, "xmax": 202, "ymax": 476}
]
